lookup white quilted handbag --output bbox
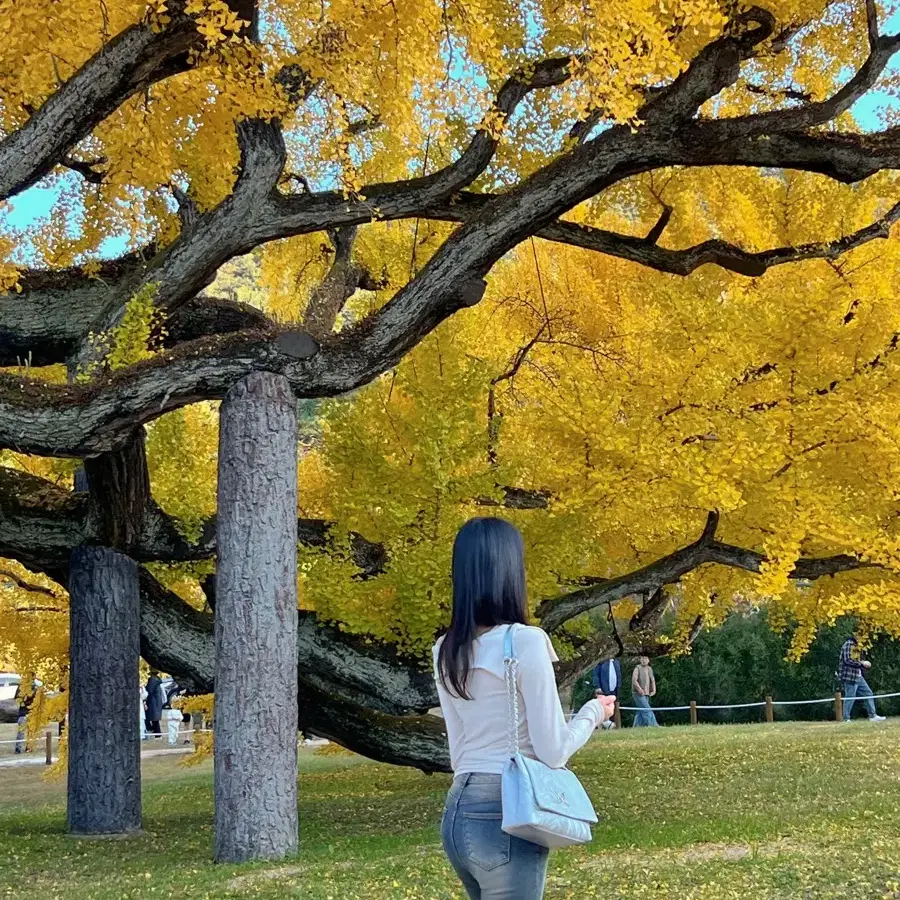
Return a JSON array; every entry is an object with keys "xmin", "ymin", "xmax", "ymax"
[{"xmin": 500, "ymin": 624, "xmax": 599, "ymax": 848}]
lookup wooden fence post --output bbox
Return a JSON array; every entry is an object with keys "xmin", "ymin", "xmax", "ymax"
[
  {"xmin": 690, "ymin": 701, "xmax": 698, "ymax": 726},
  {"xmin": 765, "ymin": 696, "xmax": 774, "ymax": 723},
  {"xmin": 613, "ymin": 700, "xmax": 621, "ymax": 729},
  {"xmin": 834, "ymin": 691, "xmax": 843, "ymax": 722},
  {"xmin": 45, "ymin": 730, "xmax": 52, "ymax": 765}
]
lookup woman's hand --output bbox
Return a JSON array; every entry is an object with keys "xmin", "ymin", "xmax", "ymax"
[{"xmin": 594, "ymin": 692, "xmax": 616, "ymax": 722}]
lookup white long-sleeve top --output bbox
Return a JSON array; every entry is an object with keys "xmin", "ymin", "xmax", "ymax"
[{"xmin": 433, "ymin": 624, "xmax": 604, "ymax": 775}]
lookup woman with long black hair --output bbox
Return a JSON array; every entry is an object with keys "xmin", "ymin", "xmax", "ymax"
[{"xmin": 434, "ymin": 517, "xmax": 614, "ymax": 899}]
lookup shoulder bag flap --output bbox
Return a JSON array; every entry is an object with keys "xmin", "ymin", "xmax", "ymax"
[{"xmin": 515, "ymin": 753, "xmax": 598, "ymax": 824}]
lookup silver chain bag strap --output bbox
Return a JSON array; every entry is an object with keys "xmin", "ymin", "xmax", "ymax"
[{"xmin": 500, "ymin": 624, "xmax": 599, "ymax": 848}]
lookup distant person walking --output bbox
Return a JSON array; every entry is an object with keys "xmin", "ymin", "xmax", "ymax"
[
  {"xmin": 145, "ymin": 671, "xmax": 164, "ymax": 737},
  {"xmin": 14, "ymin": 678, "xmax": 41, "ymax": 753},
  {"xmin": 631, "ymin": 656, "xmax": 659, "ymax": 727},
  {"xmin": 592, "ymin": 658, "xmax": 622, "ymax": 730},
  {"xmin": 839, "ymin": 636, "xmax": 886, "ymax": 723},
  {"xmin": 14, "ymin": 683, "xmax": 34, "ymax": 754},
  {"xmin": 163, "ymin": 681, "xmax": 189, "ymax": 746},
  {"xmin": 139, "ymin": 685, "xmax": 148, "ymax": 740},
  {"xmin": 162, "ymin": 698, "xmax": 182, "ymax": 746}
]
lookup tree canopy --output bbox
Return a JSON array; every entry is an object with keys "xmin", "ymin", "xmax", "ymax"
[{"xmin": 3, "ymin": 0, "xmax": 900, "ymax": 770}]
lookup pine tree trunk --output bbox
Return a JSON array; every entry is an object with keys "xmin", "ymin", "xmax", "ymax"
[
  {"xmin": 67, "ymin": 545, "xmax": 141, "ymax": 835},
  {"xmin": 214, "ymin": 372, "xmax": 299, "ymax": 863}
]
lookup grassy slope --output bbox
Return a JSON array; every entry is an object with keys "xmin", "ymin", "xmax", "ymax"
[{"xmin": 1, "ymin": 722, "xmax": 898, "ymax": 899}]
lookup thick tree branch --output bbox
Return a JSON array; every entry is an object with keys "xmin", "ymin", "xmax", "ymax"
[
  {"xmin": 82, "ymin": 429, "xmax": 151, "ymax": 554},
  {"xmin": 4, "ymin": 43, "xmax": 900, "ymax": 453},
  {"xmin": 721, "ymin": 15, "xmax": 900, "ymax": 136},
  {"xmin": 1, "ymin": 249, "xmax": 154, "ymax": 367},
  {"xmin": 0, "ymin": 4, "xmax": 202, "ymax": 201},
  {"xmin": 424, "ymin": 187, "xmax": 900, "ymax": 278},
  {"xmin": 11, "ymin": 177, "xmax": 897, "ymax": 371},
  {"xmin": 170, "ymin": 184, "xmax": 200, "ymax": 229},
  {"xmin": 640, "ymin": 7, "xmax": 776, "ymax": 123},
  {"xmin": 0, "ymin": 261, "xmax": 272, "ymax": 366},
  {"xmin": 139, "ymin": 567, "xmax": 437, "ymax": 716},
  {"xmin": 160, "ymin": 295, "xmax": 275, "ymax": 348},
  {"xmin": 0, "ymin": 468, "xmax": 89, "ymax": 569},
  {"xmin": 867, "ymin": 0, "xmax": 880, "ymax": 50},
  {"xmin": 58, "ymin": 55, "xmax": 576, "ymax": 375},
  {"xmin": 704, "ymin": 541, "xmax": 868, "ymax": 581},
  {"xmin": 62, "ymin": 156, "xmax": 106, "ymax": 185},
  {"xmin": 1, "ymin": 470, "xmax": 883, "ymax": 770},
  {"xmin": 302, "ymin": 226, "xmax": 383, "ymax": 340},
  {"xmin": 0, "ymin": 567, "xmax": 58, "ymax": 598},
  {"xmin": 667, "ymin": 123, "xmax": 900, "ymax": 184},
  {"xmin": 0, "ymin": 466, "xmax": 533, "ymax": 576},
  {"xmin": 1, "ymin": 466, "xmax": 881, "ymax": 633},
  {"xmin": 552, "ymin": 631, "xmax": 620, "ymax": 690},
  {"xmin": 536, "ymin": 511, "xmax": 875, "ymax": 631},
  {"xmin": 70, "ymin": 120, "xmax": 290, "ymax": 374},
  {"xmin": 546, "ymin": 199, "xmax": 900, "ymax": 276}
]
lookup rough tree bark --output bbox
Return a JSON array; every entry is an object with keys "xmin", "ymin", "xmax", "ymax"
[
  {"xmin": 214, "ymin": 371, "xmax": 299, "ymax": 863},
  {"xmin": 66, "ymin": 432, "xmax": 150, "ymax": 836},
  {"xmin": 67, "ymin": 546, "xmax": 141, "ymax": 835}
]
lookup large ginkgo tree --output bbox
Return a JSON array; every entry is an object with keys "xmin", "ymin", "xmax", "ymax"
[{"xmin": 3, "ymin": 0, "xmax": 900, "ymax": 858}]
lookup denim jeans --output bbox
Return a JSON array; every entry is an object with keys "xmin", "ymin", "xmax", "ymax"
[
  {"xmin": 842, "ymin": 677, "xmax": 877, "ymax": 720},
  {"xmin": 632, "ymin": 695, "xmax": 659, "ymax": 727},
  {"xmin": 442, "ymin": 773, "xmax": 550, "ymax": 900}
]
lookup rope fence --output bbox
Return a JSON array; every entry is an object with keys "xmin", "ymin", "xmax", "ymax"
[
  {"xmin": 568, "ymin": 688, "xmax": 900, "ymax": 727},
  {"xmin": 617, "ymin": 691, "xmax": 900, "ymax": 712}
]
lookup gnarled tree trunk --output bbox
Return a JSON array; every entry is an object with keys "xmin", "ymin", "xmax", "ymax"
[
  {"xmin": 214, "ymin": 371, "xmax": 299, "ymax": 863},
  {"xmin": 67, "ymin": 545, "xmax": 141, "ymax": 835}
]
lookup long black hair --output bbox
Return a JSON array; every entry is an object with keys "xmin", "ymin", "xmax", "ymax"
[{"xmin": 437, "ymin": 517, "xmax": 528, "ymax": 699}]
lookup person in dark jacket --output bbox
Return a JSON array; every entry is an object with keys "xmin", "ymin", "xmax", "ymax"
[
  {"xmin": 14, "ymin": 684, "xmax": 34, "ymax": 754},
  {"xmin": 592, "ymin": 658, "xmax": 622, "ymax": 730},
  {"xmin": 14, "ymin": 678, "xmax": 41, "ymax": 753},
  {"xmin": 145, "ymin": 671, "xmax": 164, "ymax": 737}
]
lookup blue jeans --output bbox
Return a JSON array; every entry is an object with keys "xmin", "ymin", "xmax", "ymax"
[
  {"xmin": 632, "ymin": 695, "xmax": 659, "ymax": 727},
  {"xmin": 442, "ymin": 773, "xmax": 550, "ymax": 900},
  {"xmin": 843, "ymin": 678, "xmax": 877, "ymax": 720}
]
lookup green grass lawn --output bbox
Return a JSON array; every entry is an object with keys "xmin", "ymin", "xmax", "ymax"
[{"xmin": 1, "ymin": 721, "xmax": 899, "ymax": 899}]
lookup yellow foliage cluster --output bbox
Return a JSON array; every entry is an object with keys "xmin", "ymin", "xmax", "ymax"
[
  {"xmin": 147, "ymin": 404, "xmax": 220, "ymax": 542},
  {"xmin": 178, "ymin": 693, "xmax": 215, "ymax": 764},
  {"xmin": 0, "ymin": 0, "xmax": 851, "ymax": 270},
  {"xmin": 81, "ymin": 283, "xmax": 165, "ymax": 378},
  {"xmin": 288, "ymin": 169, "xmax": 900, "ymax": 656},
  {"xmin": 0, "ymin": 561, "xmax": 69, "ymax": 686}
]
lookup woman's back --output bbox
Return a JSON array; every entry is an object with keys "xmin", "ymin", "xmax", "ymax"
[
  {"xmin": 433, "ymin": 518, "xmax": 610, "ymax": 900},
  {"xmin": 433, "ymin": 624, "xmax": 603, "ymax": 774}
]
